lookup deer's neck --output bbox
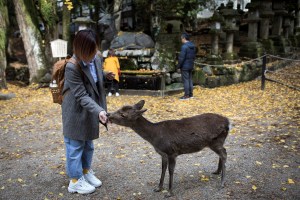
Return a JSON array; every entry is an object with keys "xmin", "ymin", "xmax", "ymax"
[{"xmin": 130, "ymin": 116, "xmax": 157, "ymax": 143}]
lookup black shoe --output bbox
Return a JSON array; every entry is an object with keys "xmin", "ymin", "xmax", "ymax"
[{"xmin": 179, "ymin": 95, "xmax": 189, "ymax": 100}]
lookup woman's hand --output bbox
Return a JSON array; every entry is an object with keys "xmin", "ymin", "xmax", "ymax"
[
  {"xmin": 99, "ymin": 111, "xmax": 108, "ymax": 124},
  {"xmin": 105, "ymin": 71, "xmax": 115, "ymax": 80}
]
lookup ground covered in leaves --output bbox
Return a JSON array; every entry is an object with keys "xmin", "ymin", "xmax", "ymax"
[{"xmin": 0, "ymin": 64, "xmax": 299, "ymax": 200}]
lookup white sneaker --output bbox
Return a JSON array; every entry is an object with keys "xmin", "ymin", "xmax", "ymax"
[
  {"xmin": 108, "ymin": 92, "xmax": 112, "ymax": 96},
  {"xmin": 84, "ymin": 169, "xmax": 102, "ymax": 187},
  {"xmin": 115, "ymin": 92, "xmax": 120, "ymax": 96},
  {"xmin": 68, "ymin": 176, "xmax": 95, "ymax": 194}
]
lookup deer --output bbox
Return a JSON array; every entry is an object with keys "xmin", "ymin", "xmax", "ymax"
[{"xmin": 107, "ymin": 100, "xmax": 231, "ymax": 198}]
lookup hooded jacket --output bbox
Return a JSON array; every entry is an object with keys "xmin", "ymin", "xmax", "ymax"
[{"xmin": 178, "ymin": 41, "xmax": 196, "ymax": 70}]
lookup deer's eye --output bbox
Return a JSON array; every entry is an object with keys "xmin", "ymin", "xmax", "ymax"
[{"xmin": 120, "ymin": 113, "xmax": 125, "ymax": 118}]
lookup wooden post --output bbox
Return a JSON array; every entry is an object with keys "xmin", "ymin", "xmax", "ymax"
[
  {"xmin": 160, "ymin": 72, "xmax": 166, "ymax": 97},
  {"xmin": 261, "ymin": 53, "xmax": 267, "ymax": 90}
]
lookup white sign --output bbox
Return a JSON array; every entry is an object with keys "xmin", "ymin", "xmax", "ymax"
[{"xmin": 50, "ymin": 39, "xmax": 68, "ymax": 58}]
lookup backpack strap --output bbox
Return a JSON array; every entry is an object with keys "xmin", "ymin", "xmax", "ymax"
[
  {"xmin": 62, "ymin": 57, "xmax": 83, "ymax": 100},
  {"xmin": 67, "ymin": 57, "xmax": 84, "ymax": 76},
  {"xmin": 68, "ymin": 57, "xmax": 78, "ymax": 65}
]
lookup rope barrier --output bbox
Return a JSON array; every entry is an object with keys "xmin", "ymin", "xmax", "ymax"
[
  {"xmin": 265, "ymin": 70, "xmax": 300, "ymax": 77},
  {"xmin": 192, "ymin": 53, "xmax": 300, "ymax": 91},
  {"xmin": 194, "ymin": 54, "xmax": 300, "ymax": 68},
  {"xmin": 266, "ymin": 54, "xmax": 300, "ymax": 62},
  {"xmin": 262, "ymin": 53, "xmax": 300, "ymax": 91},
  {"xmin": 265, "ymin": 78, "xmax": 300, "ymax": 91}
]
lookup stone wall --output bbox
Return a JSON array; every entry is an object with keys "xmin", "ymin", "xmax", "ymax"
[
  {"xmin": 165, "ymin": 53, "xmax": 298, "ymax": 90},
  {"xmin": 192, "ymin": 59, "xmax": 262, "ymax": 88}
]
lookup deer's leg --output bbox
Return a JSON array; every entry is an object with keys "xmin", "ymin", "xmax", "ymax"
[
  {"xmin": 213, "ymin": 158, "xmax": 222, "ymax": 175},
  {"xmin": 210, "ymin": 146, "xmax": 227, "ymax": 188},
  {"xmin": 165, "ymin": 156, "xmax": 176, "ymax": 198},
  {"xmin": 154, "ymin": 155, "xmax": 168, "ymax": 192}
]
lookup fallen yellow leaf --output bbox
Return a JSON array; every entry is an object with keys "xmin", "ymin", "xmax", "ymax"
[
  {"xmin": 115, "ymin": 154, "xmax": 126, "ymax": 159},
  {"xmin": 256, "ymin": 161, "xmax": 262, "ymax": 165},
  {"xmin": 200, "ymin": 175, "xmax": 209, "ymax": 182},
  {"xmin": 252, "ymin": 185, "xmax": 257, "ymax": 191},
  {"xmin": 288, "ymin": 179, "xmax": 295, "ymax": 184}
]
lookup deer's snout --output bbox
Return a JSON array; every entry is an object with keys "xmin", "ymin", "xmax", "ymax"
[{"xmin": 106, "ymin": 113, "xmax": 112, "ymax": 123}]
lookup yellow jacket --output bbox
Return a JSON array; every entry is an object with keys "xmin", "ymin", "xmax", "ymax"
[{"xmin": 103, "ymin": 56, "xmax": 121, "ymax": 82}]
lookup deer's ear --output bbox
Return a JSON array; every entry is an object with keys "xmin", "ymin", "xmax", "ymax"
[
  {"xmin": 137, "ymin": 109, "xmax": 147, "ymax": 115},
  {"xmin": 134, "ymin": 100, "xmax": 145, "ymax": 110}
]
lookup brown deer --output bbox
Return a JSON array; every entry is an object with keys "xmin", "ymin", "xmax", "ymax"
[{"xmin": 107, "ymin": 100, "xmax": 231, "ymax": 198}]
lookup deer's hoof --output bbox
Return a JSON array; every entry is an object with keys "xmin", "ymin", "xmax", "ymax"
[
  {"xmin": 153, "ymin": 187, "xmax": 163, "ymax": 192},
  {"xmin": 164, "ymin": 191, "xmax": 174, "ymax": 198},
  {"xmin": 212, "ymin": 171, "xmax": 221, "ymax": 175},
  {"xmin": 221, "ymin": 182, "xmax": 225, "ymax": 188}
]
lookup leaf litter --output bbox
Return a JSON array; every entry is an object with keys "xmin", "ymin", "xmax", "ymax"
[{"xmin": 0, "ymin": 64, "xmax": 299, "ymax": 199}]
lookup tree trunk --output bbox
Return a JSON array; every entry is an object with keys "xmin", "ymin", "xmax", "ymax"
[
  {"xmin": 114, "ymin": 0, "xmax": 123, "ymax": 32},
  {"xmin": 12, "ymin": 0, "xmax": 47, "ymax": 83},
  {"xmin": 0, "ymin": 0, "xmax": 8, "ymax": 89},
  {"xmin": 150, "ymin": 0, "xmax": 161, "ymax": 41},
  {"xmin": 62, "ymin": 3, "xmax": 71, "ymax": 54}
]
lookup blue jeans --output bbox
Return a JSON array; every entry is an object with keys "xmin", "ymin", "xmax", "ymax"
[
  {"xmin": 64, "ymin": 136, "xmax": 94, "ymax": 179},
  {"xmin": 181, "ymin": 70, "xmax": 193, "ymax": 97}
]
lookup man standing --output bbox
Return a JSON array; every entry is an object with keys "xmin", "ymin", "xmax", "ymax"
[{"xmin": 177, "ymin": 32, "xmax": 196, "ymax": 100}]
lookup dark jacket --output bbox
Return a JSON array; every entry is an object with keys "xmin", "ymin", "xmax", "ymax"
[
  {"xmin": 178, "ymin": 41, "xmax": 196, "ymax": 70},
  {"xmin": 62, "ymin": 55, "xmax": 107, "ymax": 141}
]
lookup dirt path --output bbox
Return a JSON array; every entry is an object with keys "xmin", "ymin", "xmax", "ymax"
[{"xmin": 0, "ymin": 74, "xmax": 299, "ymax": 199}]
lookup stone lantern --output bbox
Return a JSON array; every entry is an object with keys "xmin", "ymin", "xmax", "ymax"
[
  {"xmin": 270, "ymin": 1, "xmax": 289, "ymax": 54},
  {"xmin": 282, "ymin": 12, "xmax": 294, "ymax": 50},
  {"xmin": 259, "ymin": 0, "xmax": 273, "ymax": 40},
  {"xmin": 73, "ymin": 17, "xmax": 96, "ymax": 32},
  {"xmin": 296, "ymin": 0, "xmax": 300, "ymax": 47},
  {"xmin": 258, "ymin": 0, "xmax": 275, "ymax": 54},
  {"xmin": 221, "ymin": 1, "xmax": 240, "ymax": 61},
  {"xmin": 286, "ymin": 0, "xmax": 299, "ymax": 47},
  {"xmin": 239, "ymin": 0, "xmax": 263, "ymax": 58},
  {"xmin": 297, "ymin": 0, "xmax": 300, "ymax": 35},
  {"xmin": 206, "ymin": 11, "xmax": 224, "ymax": 65},
  {"xmin": 283, "ymin": 14, "xmax": 292, "ymax": 39}
]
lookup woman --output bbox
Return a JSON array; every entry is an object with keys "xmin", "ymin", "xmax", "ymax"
[{"xmin": 62, "ymin": 29, "xmax": 114, "ymax": 194}]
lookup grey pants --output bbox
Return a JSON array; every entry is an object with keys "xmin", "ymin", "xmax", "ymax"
[{"xmin": 181, "ymin": 70, "xmax": 193, "ymax": 97}]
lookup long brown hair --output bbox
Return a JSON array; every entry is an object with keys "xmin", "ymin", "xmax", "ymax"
[{"xmin": 73, "ymin": 29, "xmax": 99, "ymax": 62}]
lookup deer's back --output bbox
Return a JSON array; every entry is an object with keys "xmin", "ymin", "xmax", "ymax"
[{"xmin": 153, "ymin": 113, "xmax": 229, "ymax": 155}]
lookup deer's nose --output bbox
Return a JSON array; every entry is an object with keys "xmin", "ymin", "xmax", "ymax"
[{"xmin": 106, "ymin": 113, "xmax": 111, "ymax": 117}]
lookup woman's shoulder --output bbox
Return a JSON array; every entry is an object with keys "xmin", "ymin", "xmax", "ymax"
[{"xmin": 66, "ymin": 61, "xmax": 78, "ymax": 69}]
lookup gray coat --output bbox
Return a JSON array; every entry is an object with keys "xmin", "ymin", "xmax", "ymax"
[{"xmin": 62, "ymin": 55, "xmax": 107, "ymax": 141}]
